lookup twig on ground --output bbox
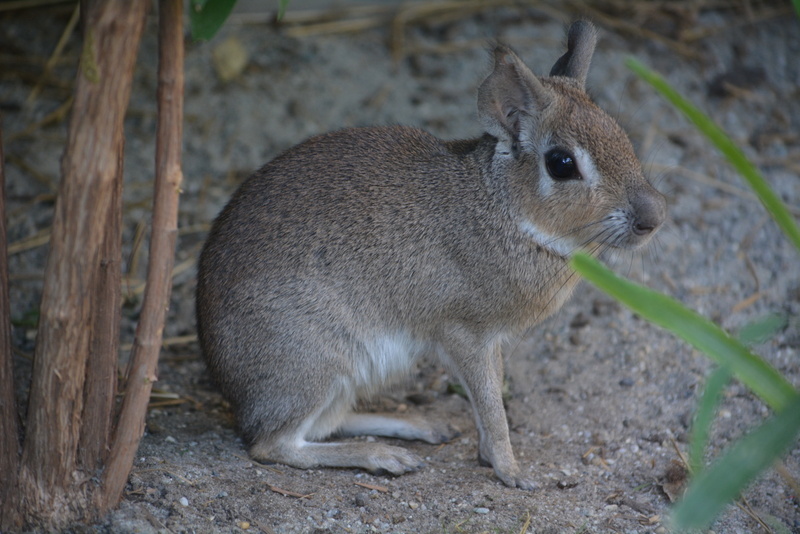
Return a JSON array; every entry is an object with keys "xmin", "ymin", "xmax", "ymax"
[
  {"xmin": 568, "ymin": 1, "xmax": 704, "ymax": 60},
  {"xmin": 0, "ymin": 0, "xmax": 73, "ymax": 12},
  {"xmin": 736, "ymin": 493, "xmax": 774, "ymax": 534},
  {"xmin": 8, "ymin": 96, "xmax": 73, "ymax": 143},
  {"xmin": 354, "ymin": 481, "xmax": 389, "ymax": 493},
  {"xmin": 517, "ymin": 511, "xmax": 531, "ymax": 534},
  {"xmin": 147, "ymin": 399, "xmax": 189, "ymax": 409},
  {"xmin": 8, "ymin": 228, "xmax": 50, "ymax": 255},
  {"xmin": 731, "ymin": 291, "xmax": 764, "ymax": 314},
  {"xmin": 268, "ymin": 484, "xmax": 314, "ymax": 499}
]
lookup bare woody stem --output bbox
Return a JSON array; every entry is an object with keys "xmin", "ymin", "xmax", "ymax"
[
  {"xmin": 99, "ymin": 0, "xmax": 184, "ymax": 512},
  {"xmin": 0, "ymin": 123, "xmax": 22, "ymax": 530},
  {"xmin": 17, "ymin": 1, "xmax": 148, "ymax": 527},
  {"xmin": 78, "ymin": 75, "xmax": 124, "ymax": 480}
]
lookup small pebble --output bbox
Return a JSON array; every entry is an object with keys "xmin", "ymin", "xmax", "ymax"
[
  {"xmin": 408, "ymin": 501, "xmax": 419, "ymax": 510},
  {"xmin": 238, "ymin": 520, "xmax": 250, "ymax": 529},
  {"xmin": 473, "ymin": 507, "xmax": 490, "ymax": 514},
  {"xmin": 179, "ymin": 497, "xmax": 189, "ymax": 507},
  {"xmin": 354, "ymin": 492, "xmax": 369, "ymax": 507}
]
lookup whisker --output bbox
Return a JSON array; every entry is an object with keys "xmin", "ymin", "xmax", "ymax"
[{"xmin": 538, "ymin": 216, "xmax": 614, "ymax": 251}]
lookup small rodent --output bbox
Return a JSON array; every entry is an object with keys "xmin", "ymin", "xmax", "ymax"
[{"xmin": 196, "ymin": 21, "xmax": 666, "ymax": 490}]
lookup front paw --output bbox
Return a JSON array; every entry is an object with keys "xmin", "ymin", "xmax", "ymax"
[
  {"xmin": 477, "ymin": 449, "xmax": 537, "ymax": 489},
  {"xmin": 495, "ymin": 466, "xmax": 538, "ymax": 491},
  {"xmin": 484, "ymin": 454, "xmax": 538, "ymax": 491}
]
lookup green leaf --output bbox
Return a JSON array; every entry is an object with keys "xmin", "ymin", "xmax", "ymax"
[
  {"xmin": 277, "ymin": 0, "xmax": 291, "ymax": 20},
  {"xmin": 689, "ymin": 366, "xmax": 731, "ymax": 475},
  {"xmin": 761, "ymin": 514, "xmax": 795, "ymax": 534},
  {"xmin": 671, "ymin": 395, "xmax": 800, "ymax": 529},
  {"xmin": 11, "ymin": 308, "xmax": 40, "ymax": 329},
  {"xmin": 737, "ymin": 313, "xmax": 788, "ymax": 347},
  {"xmin": 626, "ymin": 57, "xmax": 800, "ymax": 252},
  {"xmin": 570, "ymin": 253, "xmax": 798, "ymax": 411},
  {"xmin": 191, "ymin": 0, "xmax": 238, "ymax": 41}
]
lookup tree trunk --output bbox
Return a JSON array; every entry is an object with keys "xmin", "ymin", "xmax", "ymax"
[
  {"xmin": 0, "ymin": 125, "xmax": 23, "ymax": 530},
  {"xmin": 99, "ymin": 0, "xmax": 184, "ymax": 513},
  {"xmin": 15, "ymin": 1, "xmax": 148, "ymax": 529}
]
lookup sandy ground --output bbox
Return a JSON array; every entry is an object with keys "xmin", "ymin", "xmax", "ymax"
[{"xmin": 3, "ymin": 2, "xmax": 799, "ymax": 533}]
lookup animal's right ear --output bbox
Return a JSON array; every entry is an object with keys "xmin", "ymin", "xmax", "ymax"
[
  {"xmin": 548, "ymin": 20, "xmax": 597, "ymax": 87},
  {"xmin": 477, "ymin": 45, "xmax": 552, "ymax": 145}
]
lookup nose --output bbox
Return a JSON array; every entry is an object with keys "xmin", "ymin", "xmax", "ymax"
[{"xmin": 630, "ymin": 186, "xmax": 667, "ymax": 237}]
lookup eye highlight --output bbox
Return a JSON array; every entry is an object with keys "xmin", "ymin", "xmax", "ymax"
[{"xmin": 545, "ymin": 148, "xmax": 581, "ymax": 180}]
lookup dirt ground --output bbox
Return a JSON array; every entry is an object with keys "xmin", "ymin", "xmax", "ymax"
[{"xmin": 3, "ymin": 2, "xmax": 800, "ymax": 533}]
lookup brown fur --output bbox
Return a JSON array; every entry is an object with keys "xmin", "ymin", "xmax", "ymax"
[{"xmin": 196, "ymin": 21, "xmax": 666, "ymax": 489}]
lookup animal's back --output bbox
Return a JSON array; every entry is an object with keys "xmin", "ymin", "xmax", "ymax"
[{"xmin": 197, "ymin": 125, "xmax": 487, "ymax": 320}]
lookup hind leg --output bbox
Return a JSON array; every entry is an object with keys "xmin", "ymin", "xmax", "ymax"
[
  {"xmin": 248, "ymin": 383, "xmax": 425, "ymax": 475},
  {"xmin": 337, "ymin": 413, "xmax": 459, "ymax": 444},
  {"xmin": 249, "ymin": 408, "xmax": 425, "ymax": 474}
]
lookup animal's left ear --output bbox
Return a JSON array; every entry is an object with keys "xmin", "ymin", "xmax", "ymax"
[
  {"xmin": 549, "ymin": 20, "xmax": 598, "ymax": 87},
  {"xmin": 477, "ymin": 45, "xmax": 552, "ymax": 145}
]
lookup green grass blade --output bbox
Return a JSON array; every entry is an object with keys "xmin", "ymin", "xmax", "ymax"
[
  {"xmin": 190, "ymin": 0, "xmax": 238, "ymax": 41},
  {"xmin": 671, "ymin": 395, "xmax": 800, "ymax": 529},
  {"xmin": 689, "ymin": 366, "xmax": 731, "ymax": 475},
  {"xmin": 737, "ymin": 313, "xmax": 789, "ymax": 347},
  {"xmin": 626, "ymin": 58, "xmax": 800, "ymax": 252},
  {"xmin": 570, "ymin": 253, "xmax": 798, "ymax": 411},
  {"xmin": 277, "ymin": 0, "xmax": 291, "ymax": 20}
]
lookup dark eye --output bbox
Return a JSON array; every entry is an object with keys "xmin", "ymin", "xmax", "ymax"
[{"xmin": 545, "ymin": 148, "xmax": 580, "ymax": 180}]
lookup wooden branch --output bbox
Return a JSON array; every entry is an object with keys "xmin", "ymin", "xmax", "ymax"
[
  {"xmin": 99, "ymin": 0, "xmax": 184, "ymax": 512},
  {"xmin": 78, "ymin": 144, "xmax": 122, "ymax": 474},
  {"xmin": 0, "ymin": 122, "xmax": 23, "ymax": 530},
  {"xmin": 79, "ymin": 0, "xmax": 122, "ymax": 475},
  {"xmin": 17, "ymin": 0, "xmax": 148, "ymax": 527}
]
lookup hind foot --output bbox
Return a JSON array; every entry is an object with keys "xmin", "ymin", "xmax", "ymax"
[{"xmin": 250, "ymin": 438, "xmax": 424, "ymax": 476}]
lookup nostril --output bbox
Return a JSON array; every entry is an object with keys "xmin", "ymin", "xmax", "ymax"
[{"xmin": 633, "ymin": 221, "xmax": 656, "ymax": 235}]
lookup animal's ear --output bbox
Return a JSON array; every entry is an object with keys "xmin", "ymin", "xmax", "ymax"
[
  {"xmin": 549, "ymin": 20, "xmax": 597, "ymax": 87},
  {"xmin": 477, "ymin": 45, "xmax": 552, "ymax": 144}
]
